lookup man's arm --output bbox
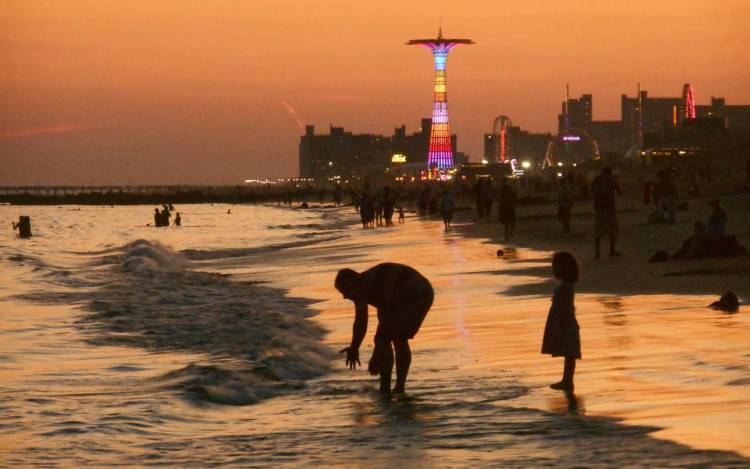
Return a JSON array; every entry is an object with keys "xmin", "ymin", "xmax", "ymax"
[
  {"xmin": 340, "ymin": 300, "xmax": 368, "ymax": 369},
  {"xmin": 351, "ymin": 300, "xmax": 368, "ymax": 350}
]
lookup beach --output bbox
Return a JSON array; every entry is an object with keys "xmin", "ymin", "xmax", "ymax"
[{"xmin": 1, "ymin": 201, "xmax": 749, "ymax": 467}]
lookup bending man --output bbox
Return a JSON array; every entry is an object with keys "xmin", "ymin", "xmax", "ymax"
[{"xmin": 335, "ymin": 263, "xmax": 434, "ymax": 395}]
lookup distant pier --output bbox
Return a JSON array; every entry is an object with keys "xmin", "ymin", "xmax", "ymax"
[{"xmin": 0, "ymin": 184, "xmax": 320, "ymax": 205}]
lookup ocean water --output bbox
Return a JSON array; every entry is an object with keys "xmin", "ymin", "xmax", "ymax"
[{"xmin": 1, "ymin": 204, "xmax": 749, "ymax": 467}]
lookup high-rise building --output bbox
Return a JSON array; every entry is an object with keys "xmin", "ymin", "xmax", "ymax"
[
  {"xmin": 558, "ymin": 94, "xmax": 592, "ymax": 132},
  {"xmin": 408, "ymin": 28, "xmax": 473, "ymax": 170}
]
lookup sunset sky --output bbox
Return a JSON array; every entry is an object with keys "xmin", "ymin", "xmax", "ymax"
[{"xmin": 2, "ymin": 0, "xmax": 749, "ymax": 185}]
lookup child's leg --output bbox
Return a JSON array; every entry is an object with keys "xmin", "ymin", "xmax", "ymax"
[
  {"xmin": 563, "ymin": 357, "xmax": 576, "ymax": 386},
  {"xmin": 551, "ymin": 357, "xmax": 576, "ymax": 390}
]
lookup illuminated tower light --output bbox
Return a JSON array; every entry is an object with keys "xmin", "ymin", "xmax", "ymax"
[{"xmin": 408, "ymin": 28, "xmax": 473, "ymax": 170}]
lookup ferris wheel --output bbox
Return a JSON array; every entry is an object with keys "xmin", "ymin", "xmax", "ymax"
[{"xmin": 492, "ymin": 115, "xmax": 513, "ymax": 163}]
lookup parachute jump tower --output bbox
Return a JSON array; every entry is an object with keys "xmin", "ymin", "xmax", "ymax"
[{"xmin": 408, "ymin": 28, "xmax": 473, "ymax": 171}]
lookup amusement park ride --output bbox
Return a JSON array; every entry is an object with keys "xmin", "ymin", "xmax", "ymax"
[{"xmin": 408, "ymin": 27, "xmax": 473, "ymax": 177}]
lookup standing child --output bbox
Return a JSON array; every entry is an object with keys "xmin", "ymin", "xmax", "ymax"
[
  {"xmin": 541, "ymin": 251, "xmax": 581, "ymax": 391},
  {"xmin": 398, "ymin": 207, "xmax": 405, "ymax": 224}
]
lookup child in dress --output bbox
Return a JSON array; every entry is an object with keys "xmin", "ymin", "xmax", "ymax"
[{"xmin": 541, "ymin": 251, "xmax": 581, "ymax": 391}]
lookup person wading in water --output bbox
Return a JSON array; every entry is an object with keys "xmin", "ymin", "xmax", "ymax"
[{"xmin": 335, "ymin": 263, "xmax": 434, "ymax": 395}]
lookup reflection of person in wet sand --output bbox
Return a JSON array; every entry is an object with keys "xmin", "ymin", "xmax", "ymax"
[
  {"xmin": 541, "ymin": 252, "xmax": 581, "ymax": 391},
  {"xmin": 335, "ymin": 263, "xmax": 434, "ymax": 395}
]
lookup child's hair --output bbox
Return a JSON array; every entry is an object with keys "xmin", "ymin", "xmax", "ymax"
[{"xmin": 552, "ymin": 251, "xmax": 579, "ymax": 283}]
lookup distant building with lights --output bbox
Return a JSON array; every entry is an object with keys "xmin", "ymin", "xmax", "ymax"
[
  {"xmin": 484, "ymin": 127, "xmax": 551, "ymax": 167},
  {"xmin": 547, "ymin": 85, "xmax": 750, "ymax": 159},
  {"xmin": 696, "ymin": 97, "xmax": 750, "ymax": 131},
  {"xmin": 298, "ymin": 119, "xmax": 457, "ymax": 180}
]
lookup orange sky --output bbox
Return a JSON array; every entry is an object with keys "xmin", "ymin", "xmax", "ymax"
[{"xmin": 1, "ymin": 0, "xmax": 749, "ymax": 184}]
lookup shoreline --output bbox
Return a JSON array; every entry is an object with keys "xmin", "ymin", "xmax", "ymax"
[{"xmin": 453, "ymin": 191, "xmax": 750, "ymax": 301}]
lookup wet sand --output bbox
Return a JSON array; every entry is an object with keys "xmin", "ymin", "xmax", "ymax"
[{"xmin": 246, "ymin": 203, "xmax": 750, "ymax": 461}]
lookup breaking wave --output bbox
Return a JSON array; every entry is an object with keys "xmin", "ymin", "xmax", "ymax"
[{"xmin": 15, "ymin": 239, "xmax": 336, "ymax": 405}]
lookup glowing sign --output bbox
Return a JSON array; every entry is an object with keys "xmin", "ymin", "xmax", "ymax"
[
  {"xmin": 391, "ymin": 154, "xmax": 407, "ymax": 163},
  {"xmin": 562, "ymin": 135, "xmax": 581, "ymax": 142}
]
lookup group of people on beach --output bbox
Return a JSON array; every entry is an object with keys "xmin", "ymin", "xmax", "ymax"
[
  {"xmin": 355, "ymin": 187, "xmax": 403, "ymax": 229},
  {"xmin": 152, "ymin": 204, "xmax": 180, "ymax": 227}
]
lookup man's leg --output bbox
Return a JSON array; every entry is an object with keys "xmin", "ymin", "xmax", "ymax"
[
  {"xmin": 376, "ymin": 335, "xmax": 394, "ymax": 394},
  {"xmin": 392, "ymin": 338, "xmax": 411, "ymax": 394}
]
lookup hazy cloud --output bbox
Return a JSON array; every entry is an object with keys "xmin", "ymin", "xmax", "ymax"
[{"xmin": 0, "ymin": 123, "xmax": 99, "ymax": 141}]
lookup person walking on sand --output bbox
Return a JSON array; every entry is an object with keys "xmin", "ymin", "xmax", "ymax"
[
  {"xmin": 557, "ymin": 174, "xmax": 574, "ymax": 233},
  {"xmin": 335, "ymin": 263, "xmax": 434, "ymax": 395},
  {"xmin": 439, "ymin": 189, "xmax": 455, "ymax": 231},
  {"xmin": 591, "ymin": 166, "xmax": 622, "ymax": 258},
  {"xmin": 541, "ymin": 252, "xmax": 581, "ymax": 391},
  {"xmin": 499, "ymin": 179, "xmax": 517, "ymax": 240}
]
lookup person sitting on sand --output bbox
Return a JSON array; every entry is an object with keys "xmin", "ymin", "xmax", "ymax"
[
  {"xmin": 541, "ymin": 252, "xmax": 581, "ymax": 391},
  {"xmin": 706, "ymin": 197, "xmax": 728, "ymax": 236},
  {"xmin": 672, "ymin": 200, "xmax": 743, "ymax": 259},
  {"xmin": 174, "ymin": 212, "xmax": 181, "ymax": 226},
  {"xmin": 672, "ymin": 222, "xmax": 711, "ymax": 259},
  {"xmin": 335, "ymin": 263, "xmax": 434, "ymax": 395}
]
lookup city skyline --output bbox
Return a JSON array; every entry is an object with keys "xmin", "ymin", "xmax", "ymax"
[{"xmin": 2, "ymin": 1, "xmax": 749, "ymax": 184}]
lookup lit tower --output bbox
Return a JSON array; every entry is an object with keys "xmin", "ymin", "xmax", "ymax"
[{"xmin": 408, "ymin": 28, "xmax": 473, "ymax": 170}]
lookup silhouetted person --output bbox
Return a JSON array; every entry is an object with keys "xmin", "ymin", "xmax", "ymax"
[
  {"xmin": 227, "ymin": 208, "xmax": 231, "ymax": 214},
  {"xmin": 591, "ymin": 166, "xmax": 622, "ymax": 258},
  {"xmin": 160, "ymin": 206, "xmax": 171, "ymax": 227},
  {"xmin": 382, "ymin": 188, "xmax": 395, "ymax": 226},
  {"xmin": 557, "ymin": 175, "xmax": 574, "ymax": 233},
  {"xmin": 154, "ymin": 208, "xmax": 162, "ymax": 227},
  {"xmin": 499, "ymin": 179, "xmax": 516, "ymax": 240},
  {"xmin": 12, "ymin": 216, "xmax": 32, "ymax": 238},
  {"xmin": 541, "ymin": 252, "xmax": 580, "ymax": 391},
  {"xmin": 335, "ymin": 263, "xmax": 434, "ymax": 395},
  {"xmin": 174, "ymin": 212, "xmax": 181, "ymax": 226},
  {"xmin": 654, "ymin": 169, "xmax": 678, "ymax": 223},
  {"xmin": 672, "ymin": 222, "xmax": 710, "ymax": 259},
  {"xmin": 482, "ymin": 179, "xmax": 495, "ymax": 220},
  {"xmin": 439, "ymin": 189, "xmax": 455, "ymax": 231},
  {"xmin": 398, "ymin": 207, "xmax": 405, "ymax": 224},
  {"xmin": 706, "ymin": 197, "xmax": 728, "ymax": 236}
]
